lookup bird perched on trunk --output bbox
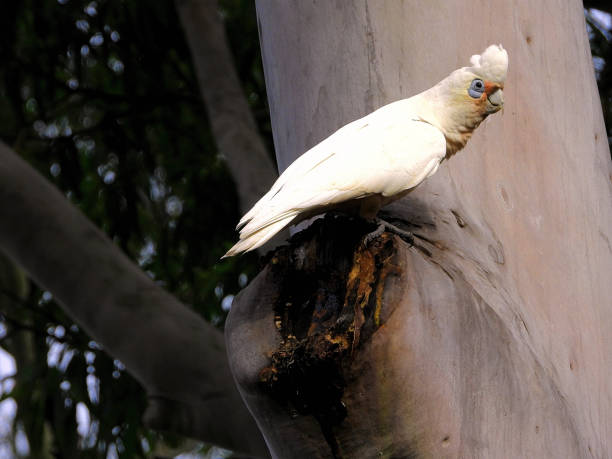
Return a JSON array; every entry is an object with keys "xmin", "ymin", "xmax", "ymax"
[{"xmin": 223, "ymin": 44, "xmax": 508, "ymax": 257}]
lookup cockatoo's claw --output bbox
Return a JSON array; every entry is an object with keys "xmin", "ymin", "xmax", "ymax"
[
  {"xmin": 363, "ymin": 218, "xmax": 414, "ymax": 247},
  {"xmin": 362, "ymin": 222, "xmax": 386, "ymax": 247}
]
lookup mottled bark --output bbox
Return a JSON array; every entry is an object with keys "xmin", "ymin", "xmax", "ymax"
[
  {"xmin": 175, "ymin": 0, "xmax": 277, "ymax": 214},
  {"xmin": 0, "ymin": 141, "xmax": 268, "ymax": 457},
  {"xmin": 226, "ymin": 1, "xmax": 612, "ymax": 457}
]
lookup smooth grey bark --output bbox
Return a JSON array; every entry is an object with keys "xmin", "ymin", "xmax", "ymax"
[
  {"xmin": 175, "ymin": 0, "xmax": 277, "ymax": 214},
  {"xmin": 0, "ymin": 141, "xmax": 268, "ymax": 457},
  {"xmin": 226, "ymin": 1, "xmax": 612, "ymax": 457}
]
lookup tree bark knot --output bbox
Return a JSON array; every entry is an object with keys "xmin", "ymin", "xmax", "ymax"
[{"xmin": 257, "ymin": 215, "xmax": 402, "ymax": 453}]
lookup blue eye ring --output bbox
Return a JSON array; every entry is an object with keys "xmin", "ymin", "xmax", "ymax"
[{"xmin": 468, "ymin": 79, "xmax": 485, "ymax": 98}]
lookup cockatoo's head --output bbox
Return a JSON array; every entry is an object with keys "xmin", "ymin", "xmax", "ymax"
[
  {"xmin": 428, "ymin": 44, "xmax": 508, "ymax": 154},
  {"xmin": 464, "ymin": 44, "xmax": 507, "ymax": 114}
]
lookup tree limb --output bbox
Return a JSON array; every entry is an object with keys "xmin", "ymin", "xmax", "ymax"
[
  {"xmin": 175, "ymin": 0, "xmax": 277, "ymax": 214},
  {"xmin": 0, "ymin": 141, "xmax": 269, "ymax": 457}
]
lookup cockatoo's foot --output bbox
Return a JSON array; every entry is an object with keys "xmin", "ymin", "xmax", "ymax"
[{"xmin": 363, "ymin": 218, "xmax": 414, "ymax": 246}]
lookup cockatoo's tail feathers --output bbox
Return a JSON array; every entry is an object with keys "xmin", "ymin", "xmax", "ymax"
[
  {"xmin": 222, "ymin": 215, "xmax": 295, "ymax": 258},
  {"xmin": 468, "ymin": 44, "xmax": 508, "ymax": 85}
]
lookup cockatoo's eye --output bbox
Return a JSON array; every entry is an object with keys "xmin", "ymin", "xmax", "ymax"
[{"xmin": 468, "ymin": 79, "xmax": 485, "ymax": 98}]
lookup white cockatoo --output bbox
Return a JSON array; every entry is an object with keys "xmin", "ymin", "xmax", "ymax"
[{"xmin": 224, "ymin": 44, "xmax": 508, "ymax": 257}]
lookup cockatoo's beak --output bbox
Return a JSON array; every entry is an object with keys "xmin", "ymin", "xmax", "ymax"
[
  {"xmin": 483, "ymin": 80, "xmax": 503, "ymax": 113},
  {"xmin": 486, "ymin": 88, "xmax": 503, "ymax": 113}
]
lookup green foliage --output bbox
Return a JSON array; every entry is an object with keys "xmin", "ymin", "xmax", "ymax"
[{"xmin": 0, "ymin": 0, "xmax": 265, "ymax": 456}]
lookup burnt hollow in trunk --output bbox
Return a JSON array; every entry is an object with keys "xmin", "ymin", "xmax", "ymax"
[{"xmin": 227, "ymin": 215, "xmax": 405, "ymax": 458}]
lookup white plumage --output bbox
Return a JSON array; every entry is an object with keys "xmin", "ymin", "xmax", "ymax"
[{"xmin": 224, "ymin": 44, "xmax": 508, "ymax": 257}]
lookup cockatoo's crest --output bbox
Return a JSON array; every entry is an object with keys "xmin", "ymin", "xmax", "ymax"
[{"xmin": 467, "ymin": 44, "xmax": 508, "ymax": 85}]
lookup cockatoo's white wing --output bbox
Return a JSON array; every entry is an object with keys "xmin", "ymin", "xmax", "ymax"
[
  {"xmin": 225, "ymin": 100, "xmax": 446, "ymax": 256},
  {"xmin": 237, "ymin": 115, "xmax": 373, "ymax": 229}
]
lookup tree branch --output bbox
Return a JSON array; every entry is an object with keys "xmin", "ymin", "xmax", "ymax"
[
  {"xmin": 175, "ymin": 0, "xmax": 277, "ymax": 214},
  {"xmin": 0, "ymin": 141, "xmax": 268, "ymax": 457}
]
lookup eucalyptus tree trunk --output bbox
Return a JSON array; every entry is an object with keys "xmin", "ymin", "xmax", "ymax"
[{"xmin": 226, "ymin": 1, "xmax": 612, "ymax": 458}]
